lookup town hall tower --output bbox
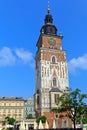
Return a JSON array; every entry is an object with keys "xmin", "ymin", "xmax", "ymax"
[{"xmin": 34, "ymin": 7, "xmax": 69, "ymax": 116}]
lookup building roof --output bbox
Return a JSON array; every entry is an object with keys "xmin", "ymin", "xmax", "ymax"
[
  {"xmin": 40, "ymin": 7, "xmax": 57, "ymax": 36},
  {"xmin": 50, "ymin": 88, "xmax": 62, "ymax": 92},
  {"xmin": 0, "ymin": 96, "xmax": 24, "ymax": 101}
]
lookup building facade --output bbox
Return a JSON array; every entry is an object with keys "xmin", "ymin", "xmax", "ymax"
[
  {"xmin": 0, "ymin": 97, "xmax": 24, "ymax": 122},
  {"xmin": 24, "ymin": 97, "xmax": 35, "ymax": 119},
  {"xmin": 34, "ymin": 8, "xmax": 69, "ymax": 116}
]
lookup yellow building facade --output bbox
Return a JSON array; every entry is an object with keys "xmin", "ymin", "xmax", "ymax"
[{"xmin": 0, "ymin": 97, "xmax": 24, "ymax": 122}]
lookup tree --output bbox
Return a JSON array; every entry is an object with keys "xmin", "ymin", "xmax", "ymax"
[
  {"xmin": 57, "ymin": 88, "xmax": 87, "ymax": 130},
  {"xmin": 36, "ymin": 116, "xmax": 47, "ymax": 124},
  {"xmin": 5, "ymin": 116, "xmax": 16, "ymax": 125},
  {"xmin": 78, "ymin": 105, "xmax": 87, "ymax": 124},
  {"xmin": 26, "ymin": 114, "xmax": 33, "ymax": 119}
]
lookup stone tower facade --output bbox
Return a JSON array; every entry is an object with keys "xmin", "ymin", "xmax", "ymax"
[{"xmin": 34, "ymin": 8, "xmax": 69, "ymax": 116}]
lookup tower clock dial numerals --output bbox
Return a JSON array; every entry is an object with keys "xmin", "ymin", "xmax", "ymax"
[{"xmin": 48, "ymin": 37, "xmax": 56, "ymax": 45}]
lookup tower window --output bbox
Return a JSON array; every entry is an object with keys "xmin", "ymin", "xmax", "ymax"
[
  {"xmin": 55, "ymin": 94, "xmax": 59, "ymax": 104},
  {"xmin": 37, "ymin": 95, "xmax": 39, "ymax": 105},
  {"xmin": 52, "ymin": 56, "xmax": 56, "ymax": 63},
  {"xmin": 37, "ymin": 89, "xmax": 39, "ymax": 94},
  {"xmin": 53, "ymin": 77, "xmax": 57, "ymax": 86},
  {"xmin": 49, "ymin": 19, "xmax": 51, "ymax": 22},
  {"xmin": 50, "ymin": 28, "xmax": 53, "ymax": 32}
]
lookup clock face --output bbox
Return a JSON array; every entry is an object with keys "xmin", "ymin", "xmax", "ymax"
[{"xmin": 48, "ymin": 37, "xmax": 56, "ymax": 45}]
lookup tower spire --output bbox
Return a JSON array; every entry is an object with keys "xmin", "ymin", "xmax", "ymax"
[
  {"xmin": 47, "ymin": 0, "xmax": 50, "ymax": 14},
  {"xmin": 40, "ymin": 0, "xmax": 57, "ymax": 36}
]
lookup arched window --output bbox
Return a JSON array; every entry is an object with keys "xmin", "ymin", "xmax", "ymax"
[
  {"xmin": 52, "ymin": 56, "xmax": 56, "ymax": 63},
  {"xmin": 53, "ymin": 77, "xmax": 57, "ymax": 86}
]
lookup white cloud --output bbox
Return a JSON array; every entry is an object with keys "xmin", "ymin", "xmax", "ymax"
[
  {"xmin": 68, "ymin": 54, "xmax": 87, "ymax": 73},
  {"xmin": 15, "ymin": 48, "xmax": 33, "ymax": 64},
  {"xmin": 0, "ymin": 47, "xmax": 16, "ymax": 66},
  {"xmin": 2, "ymin": 46, "xmax": 86, "ymax": 72},
  {"xmin": 0, "ymin": 47, "xmax": 34, "ymax": 67}
]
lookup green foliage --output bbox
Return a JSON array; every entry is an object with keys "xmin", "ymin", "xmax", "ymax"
[
  {"xmin": 26, "ymin": 114, "xmax": 33, "ymax": 119},
  {"xmin": 6, "ymin": 128, "xmax": 13, "ymax": 130},
  {"xmin": 52, "ymin": 108, "xmax": 61, "ymax": 113},
  {"xmin": 5, "ymin": 116, "xmax": 16, "ymax": 125},
  {"xmin": 56, "ymin": 88, "xmax": 87, "ymax": 130},
  {"xmin": 36, "ymin": 116, "xmax": 47, "ymax": 124},
  {"xmin": 1, "ymin": 128, "xmax": 5, "ymax": 130},
  {"xmin": 83, "ymin": 117, "xmax": 87, "ymax": 124}
]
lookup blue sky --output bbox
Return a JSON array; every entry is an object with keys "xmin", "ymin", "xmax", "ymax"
[{"xmin": 0, "ymin": 0, "xmax": 87, "ymax": 99}]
